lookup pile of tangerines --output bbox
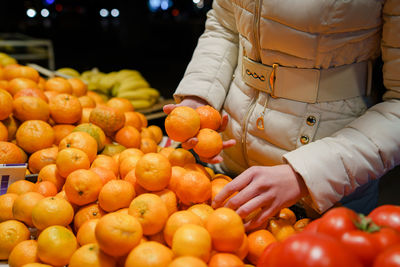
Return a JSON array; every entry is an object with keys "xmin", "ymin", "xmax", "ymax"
[{"xmin": 0, "ymin": 62, "xmax": 308, "ymax": 267}]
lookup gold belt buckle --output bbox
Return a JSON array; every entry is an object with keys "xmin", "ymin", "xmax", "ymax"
[{"xmin": 269, "ymin": 63, "xmax": 278, "ymax": 98}]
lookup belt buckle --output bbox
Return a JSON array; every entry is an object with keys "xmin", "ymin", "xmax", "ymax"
[{"xmin": 269, "ymin": 63, "xmax": 278, "ymax": 98}]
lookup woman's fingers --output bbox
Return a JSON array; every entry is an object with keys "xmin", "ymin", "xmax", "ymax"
[
  {"xmin": 218, "ymin": 112, "xmax": 229, "ymax": 132},
  {"xmin": 224, "ymin": 184, "xmax": 263, "ymax": 211},
  {"xmin": 181, "ymin": 137, "xmax": 198, "ymax": 150},
  {"xmin": 199, "ymin": 155, "xmax": 223, "ymax": 164},
  {"xmin": 222, "ymin": 139, "xmax": 236, "ymax": 149},
  {"xmin": 163, "ymin": 104, "xmax": 177, "ymax": 114},
  {"xmin": 243, "ymin": 204, "xmax": 279, "ymax": 231}
]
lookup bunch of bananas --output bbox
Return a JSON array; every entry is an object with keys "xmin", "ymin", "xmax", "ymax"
[{"xmin": 57, "ymin": 67, "xmax": 161, "ymax": 110}]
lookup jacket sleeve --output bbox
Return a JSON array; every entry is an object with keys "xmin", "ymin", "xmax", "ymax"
[
  {"xmin": 173, "ymin": 0, "xmax": 239, "ymax": 111},
  {"xmin": 283, "ymin": 0, "xmax": 400, "ymax": 213}
]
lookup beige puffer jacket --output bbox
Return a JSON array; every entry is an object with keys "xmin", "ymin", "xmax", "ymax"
[{"xmin": 174, "ymin": 0, "xmax": 400, "ymax": 212}]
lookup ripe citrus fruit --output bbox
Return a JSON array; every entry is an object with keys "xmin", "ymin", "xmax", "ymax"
[
  {"xmin": 208, "ymin": 252, "xmax": 244, "ymax": 267},
  {"xmin": 193, "ymin": 128, "xmax": 223, "ymax": 158},
  {"xmin": 6, "ymin": 180, "xmax": 35, "ymax": 195},
  {"xmin": 37, "ymin": 225, "xmax": 78, "ymax": 267},
  {"xmin": 125, "ymin": 241, "xmax": 174, "ymax": 267},
  {"xmin": 12, "ymin": 192, "xmax": 45, "ymax": 227},
  {"xmin": 90, "ymin": 166, "xmax": 117, "ymax": 185},
  {"xmin": 59, "ymin": 131, "xmax": 98, "ymax": 162},
  {"xmin": 175, "ymin": 170, "xmax": 211, "ymax": 205},
  {"xmin": 27, "ymin": 146, "xmax": 58, "ymax": 174},
  {"xmin": 89, "ymin": 105, "xmax": 125, "ymax": 136},
  {"xmin": 124, "ymin": 111, "xmax": 142, "ymax": 129},
  {"xmin": 154, "ymin": 188, "xmax": 178, "ymax": 216},
  {"xmin": 8, "ymin": 239, "xmax": 40, "ymax": 267},
  {"xmin": 49, "ymin": 93, "xmax": 82, "ymax": 124},
  {"xmin": 67, "ymin": 77, "xmax": 87, "ymax": 97},
  {"xmin": 168, "ymin": 256, "xmax": 208, "ymax": 267},
  {"xmin": 165, "ymin": 106, "xmax": 201, "ymax": 142},
  {"xmin": 0, "ymin": 220, "xmax": 30, "ymax": 260},
  {"xmin": 195, "ymin": 105, "xmax": 222, "ymax": 131},
  {"xmin": 73, "ymin": 122, "xmax": 106, "ymax": 152},
  {"xmin": 52, "ymin": 124, "xmax": 75, "ymax": 145},
  {"xmin": 128, "ymin": 193, "xmax": 169, "ymax": 235},
  {"xmin": 31, "ymin": 196, "xmax": 74, "ymax": 230},
  {"xmin": 0, "ymin": 141, "xmax": 25, "ymax": 164},
  {"xmin": 78, "ymin": 95, "xmax": 96, "ymax": 108},
  {"xmin": 0, "ymin": 121, "xmax": 8, "ymax": 141},
  {"xmin": 37, "ymin": 164, "xmax": 64, "ymax": 191},
  {"xmin": 140, "ymin": 137, "xmax": 158, "ymax": 154},
  {"xmin": 4, "ymin": 66, "xmax": 39, "ymax": 82},
  {"xmin": 0, "ymin": 193, "xmax": 18, "ymax": 222},
  {"xmin": 68, "ymin": 243, "xmax": 116, "ymax": 267},
  {"xmin": 73, "ymin": 203, "xmax": 106, "ymax": 232},
  {"xmin": 168, "ymin": 148, "xmax": 196, "ymax": 167},
  {"xmin": 187, "ymin": 204, "xmax": 214, "ymax": 225},
  {"xmin": 13, "ymin": 88, "xmax": 48, "ymax": 102},
  {"xmin": 16, "ymin": 120, "xmax": 54, "ymax": 154},
  {"xmin": 7, "ymin": 77, "xmax": 39, "ymax": 96},
  {"xmin": 55, "ymin": 147, "xmax": 90, "ymax": 178},
  {"xmin": 106, "ymin": 97, "xmax": 134, "ymax": 113},
  {"xmin": 44, "ymin": 77, "xmax": 73, "ymax": 94},
  {"xmin": 64, "ymin": 169, "xmax": 103, "ymax": 206},
  {"xmin": 12, "ymin": 96, "xmax": 50, "ymax": 122},
  {"xmin": 76, "ymin": 219, "xmax": 99, "ymax": 246},
  {"xmin": 246, "ymin": 229, "xmax": 277, "ymax": 265},
  {"xmin": 0, "ymin": 88, "xmax": 13, "ymax": 120},
  {"xmin": 34, "ymin": 181, "xmax": 58, "ymax": 197},
  {"xmin": 135, "ymin": 153, "xmax": 171, "ymax": 191},
  {"xmin": 98, "ymin": 180, "xmax": 135, "ymax": 212},
  {"xmin": 95, "ymin": 212, "xmax": 143, "ymax": 257},
  {"xmin": 115, "ymin": 126, "xmax": 141, "ymax": 148}
]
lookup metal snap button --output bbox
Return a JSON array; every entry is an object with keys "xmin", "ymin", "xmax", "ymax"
[
  {"xmin": 306, "ymin": 116, "xmax": 316, "ymax": 126},
  {"xmin": 300, "ymin": 135, "xmax": 309, "ymax": 144}
]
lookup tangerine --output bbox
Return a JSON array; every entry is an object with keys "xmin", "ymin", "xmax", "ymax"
[
  {"xmin": 193, "ymin": 128, "xmax": 223, "ymax": 158},
  {"xmin": 195, "ymin": 105, "xmax": 222, "ymax": 131},
  {"xmin": 89, "ymin": 105, "xmax": 125, "ymax": 136},
  {"xmin": 44, "ymin": 77, "xmax": 73, "ymax": 94},
  {"xmin": 31, "ymin": 196, "xmax": 74, "ymax": 230},
  {"xmin": 165, "ymin": 106, "xmax": 200, "ymax": 142},
  {"xmin": 64, "ymin": 169, "xmax": 103, "ymax": 206},
  {"xmin": 16, "ymin": 120, "xmax": 54, "ymax": 154},
  {"xmin": 135, "ymin": 153, "xmax": 171, "ymax": 191},
  {"xmin": 49, "ymin": 93, "xmax": 82, "ymax": 124},
  {"xmin": 13, "ymin": 96, "xmax": 50, "ymax": 122},
  {"xmin": 55, "ymin": 147, "xmax": 90, "ymax": 178},
  {"xmin": 0, "ymin": 88, "xmax": 13, "ymax": 120},
  {"xmin": 98, "ymin": 180, "xmax": 135, "ymax": 212}
]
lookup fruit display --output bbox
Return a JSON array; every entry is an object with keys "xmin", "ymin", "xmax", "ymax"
[{"xmin": 57, "ymin": 67, "xmax": 161, "ymax": 110}]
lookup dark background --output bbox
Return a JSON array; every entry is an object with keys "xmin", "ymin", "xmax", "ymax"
[{"xmin": 0, "ymin": 0, "xmax": 213, "ymax": 99}]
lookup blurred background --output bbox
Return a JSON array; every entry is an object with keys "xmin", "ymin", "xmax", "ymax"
[{"xmin": 0, "ymin": 0, "xmax": 212, "ymax": 99}]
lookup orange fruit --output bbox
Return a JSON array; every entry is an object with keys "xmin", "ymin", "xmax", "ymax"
[
  {"xmin": 168, "ymin": 166, "xmax": 187, "ymax": 192},
  {"xmin": 267, "ymin": 218, "xmax": 296, "ymax": 241},
  {"xmin": 136, "ymin": 112, "xmax": 148, "ymax": 128},
  {"xmin": 91, "ymin": 154, "xmax": 119, "ymax": 177},
  {"xmin": 16, "ymin": 120, "xmax": 55, "ymax": 154},
  {"xmin": 64, "ymin": 169, "xmax": 103, "ymax": 206},
  {"xmin": 187, "ymin": 204, "xmax": 214, "ymax": 225},
  {"xmin": 34, "ymin": 181, "xmax": 58, "ymax": 197},
  {"xmin": 0, "ymin": 88, "xmax": 13, "ymax": 120},
  {"xmin": 13, "ymin": 88, "xmax": 48, "ymax": 102},
  {"xmin": 86, "ymin": 91, "xmax": 105, "ymax": 105},
  {"xmin": 37, "ymin": 225, "xmax": 78, "ymax": 266},
  {"xmin": 211, "ymin": 178, "xmax": 237, "ymax": 205},
  {"xmin": 31, "ymin": 196, "xmax": 74, "ymax": 230},
  {"xmin": 89, "ymin": 105, "xmax": 125, "ymax": 136},
  {"xmin": 13, "ymin": 96, "xmax": 50, "ymax": 122},
  {"xmin": 208, "ymin": 253, "xmax": 244, "ymax": 267},
  {"xmin": 8, "ymin": 239, "xmax": 40, "ymax": 267},
  {"xmin": 293, "ymin": 218, "xmax": 311, "ymax": 232},
  {"xmin": 1, "ymin": 124, "xmax": 9, "ymax": 142},
  {"xmin": 43, "ymin": 90, "xmax": 59, "ymax": 101},
  {"xmin": 73, "ymin": 203, "xmax": 106, "ymax": 232},
  {"xmin": 154, "ymin": 188, "xmax": 178, "ymax": 216},
  {"xmin": 140, "ymin": 137, "xmax": 158, "ymax": 154},
  {"xmin": 125, "ymin": 241, "xmax": 174, "ymax": 267},
  {"xmin": 168, "ymin": 148, "xmax": 196, "ymax": 167},
  {"xmin": 195, "ymin": 105, "xmax": 222, "ymax": 131},
  {"xmin": 52, "ymin": 124, "xmax": 75, "ymax": 146},
  {"xmin": 135, "ymin": 153, "xmax": 171, "ymax": 191},
  {"xmin": 278, "ymin": 208, "xmax": 297, "ymax": 225},
  {"xmin": 147, "ymin": 125, "xmax": 163, "ymax": 144},
  {"xmin": 95, "ymin": 212, "xmax": 143, "ymax": 257},
  {"xmin": 175, "ymin": 170, "xmax": 211, "ymax": 205},
  {"xmin": 0, "ymin": 220, "xmax": 31, "ymax": 260},
  {"xmin": 123, "ymin": 168, "xmax": 148, "ymax": 195},
  {"xmin": 98, "ymin": 180, "xmax": 135, "ymax": 212},
  {"xmin": 6, "ymin": 180, "xmax": 36, "ymax": 195},
  {"xmin": 76, "ymin": 219, "xmax": 99, "ymax": 246},
  {"xmin": 165, "ymin": 106, "xmax": 200, "ymax": 142},
  {"xmin": 55, "ymin": 147, "xmax": 90, "ymax": 178},
  {"xmin": 78, "ymin": 95, "xmax": 96, "ymax": 108},
  {"xmin": 163, "ymin": 210, "xmax": 204, "ymax": 247},
  {"xmin": 79, "ymin": 107, "xmax": 93, "ymax": 123},
  {"xmin": 20, "ymin": 263, "xmax": 52, "ymax": 267},
  {"xmin": 124, "ymin": 111, "xmax": 142, "ymax": 129},
  {"xmin": 246, "ymin": 229, "xmax": 277, "ymax": 265},
  {"xmin": 28, "ymin": 146, "xmax": 58, "ymax": 174},
  {"xmin": 106, "ymin": 97, "xmax": 134, "ymax": 113},
  {"xmin": 2, "ymin": 115, "xmax": 19, "ymax": 141},
  {"xmin": 119, "ymin": 154, "xmax": 143, "ymax": 179},
  {"xmin": 234, "ymin": 233, "xmax": 249, "ymax": 260},
  {"xmin": 37, "ymin": 164, "xmax": 64, "ymax": 191},
  {"xmin": 12, "ymin": 192, "xmax": 45, "ymax": 227},
  {"xmin": 128, "ymin": 193, "xmax": 169, "ymax": 235},
  {"xmin": 49, "ymin": 93, "xmax": 82, "ymax": 124},
  {"xmin": 115, "ymin": 126, "xmax": 141, "ymax": 148},
  {"xmin": 140, "ymin": 127, "xmax": 155, "ymax": 140},
  {"xmin": 101, "ymin": 143, "xmax": 126, "ymax": 157},
  {"xmin": 7, "ymin": 78, "xmax": 39, "ymax": 96},
  {"xmin": 3, "ymin": 66, "xmax": 39, "ymax": 82},
  {"xmin": 183, "ymin": 163, "xmax": 212, "ymax": 179},
  {"xmin": 158, "ymin": 146, "xmax": 175, "ymax": 158},
  {"xmin": 147, "ymin": 231, "xmax": 167, "ymax": 245},
  {"xmin": 0, "ymin": 141, "xmax": 24, "ymax": 164},
  {"xmin": 0, "ymin": 193, "xmax": 18, "ymax": 222},
  {"xmin": 67, "ymin": 77, "xmax": 87, "ymax": 97},
  {"xmin": 206, "ymin": 207, "xmax": 245, "ymax": 253},
  {"xmin": 73, "ymin": 122, "xmax": 106, "ymax": 152},
  {"xmin": 37, "ymin": 76, "xmax": 46, "ymax": 90},
  {"xmin": 118, "ymin": 148, "xmax": 144, "ymax": 164},
  {"xmin": 59, "ymin": 131, "xmax": 98, "ymax": 162},
  {"xmin": 90, "ymin": 166, "xmax": 117, "ymax": 185},
  {"xmin": 168, "ymin": 256, "xmax": 208, "ymax": 267},
  {"xmin": 44, "ymin": 77, "xmax": 73, "ymax": 94},
  {"xmin": 68, "ymin": 243, "xmax": 116, "ymax": 267},
  {"xmin": 193, "ymin": 128, "xmax": 223, "ymax": 158},
  {"xmin": 172, "ymin": 224, "xmax": 212, "ymax": 262}
]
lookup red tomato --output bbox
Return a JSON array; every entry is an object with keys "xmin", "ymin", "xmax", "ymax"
[
  {"xmin": 373, "ymin": 244, "xmax": 400, "ymax": 267},
  {"xmin": 341, "ymin": 230, "xmax": 379, "ymax": 266},
  {"xmin": 369, "ymin": 205, "xmax": 400, "ymax": 232},
  {"xmin": 257, "ymin": 232, "xmax": 362, "ymax": 267},
  {"xmin": 373, "ymin": 227, "xmax": 400, "ymax": 252},
  {"xmin": 317, "ymin": 207, "xmax": 359, "ymax": 240},
  {"xmin": 302, "ymin": 218, "xmax": 321, "ymax": 233},
  {"xmin": 257, "ymin": 241, "xmax": 281, "ymax": 267}
]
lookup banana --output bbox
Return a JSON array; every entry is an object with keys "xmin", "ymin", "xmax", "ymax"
[
  {"xmin": 56, "ymin": 67, "xmax": 80, "ymax": 77},
  {"xmin": 112, "ymin": 79, "xmax": 150, "ymax": 96},
  {"xmin": 130, "ymin": 99, "xmax": 156, "ymax": 110},
  {"xmin": 117, "ymin": 88, "xmax": 160, "ymax": 100},
  {"xmin": 97, "ymin": 72, "xmax": 118, "ymax": 92}
]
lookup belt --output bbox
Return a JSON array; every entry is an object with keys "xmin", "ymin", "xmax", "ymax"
[{"xmin": 242, "ymin": 56, "xmax": 372, "ymax": 103}]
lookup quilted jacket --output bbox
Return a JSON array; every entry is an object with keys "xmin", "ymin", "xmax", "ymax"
[{"xmin": 174, "ymin": 0, "xmax": 400, "ymax": 212}]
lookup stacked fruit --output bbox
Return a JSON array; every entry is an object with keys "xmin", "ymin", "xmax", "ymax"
[{"xmin": 58, "ymin": 67, "xmax": 161, "ymax": 110}]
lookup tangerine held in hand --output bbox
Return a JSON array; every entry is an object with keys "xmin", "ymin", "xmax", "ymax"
[
  {"xmin": 165, "ymin": 106, "xmax": 200, "ymax": 142},
  {"xmin": 193, "ymin": 128, "xmax": 223, "ymax": 158}
]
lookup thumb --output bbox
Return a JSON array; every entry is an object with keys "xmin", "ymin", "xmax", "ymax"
[{"xmin": 163, "ymin": 104, "xmax": 176, "ymax": 114}]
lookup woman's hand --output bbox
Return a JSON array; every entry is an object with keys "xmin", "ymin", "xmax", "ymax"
[
  {"xmin": 163, "ymin": 96, "xmax": 236, "ymax": 163},
  {"xmin": 212, "ymin": 164, "xmax": 308, "ymax": 231}
]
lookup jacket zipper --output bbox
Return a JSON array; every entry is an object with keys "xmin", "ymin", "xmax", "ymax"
[{"xmin": 241, "ymin": 0, "xmax": 262, "ymax": 167}]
